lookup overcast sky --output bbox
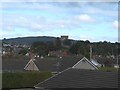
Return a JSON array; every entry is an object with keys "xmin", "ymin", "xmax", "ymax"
[{"xmin": 0, "ymin": 1, "xmax": 119, "ymax": 42}]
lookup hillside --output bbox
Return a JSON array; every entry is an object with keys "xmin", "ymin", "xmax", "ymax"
[
  {"xmin": 2, "ymin": 36, "xmax": 119, "ymax": 57},
  {"xmin": 2, "ymin": 36, "xmax": 57, "ymax": 45}
]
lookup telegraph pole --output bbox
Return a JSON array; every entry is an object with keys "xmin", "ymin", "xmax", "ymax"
[{"xmin": 90, "ymin": 45, "xmax": 92, "ymax": 60}]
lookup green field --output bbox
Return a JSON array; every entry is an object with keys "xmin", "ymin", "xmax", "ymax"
[{"xmin": 2, "ymin": 71, "xmax": 52, "ymax": 89}]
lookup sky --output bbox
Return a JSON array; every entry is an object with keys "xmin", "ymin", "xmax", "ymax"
[{"xmin": 0, "ymin": 0, "xmax": 119, "ymax": 42}]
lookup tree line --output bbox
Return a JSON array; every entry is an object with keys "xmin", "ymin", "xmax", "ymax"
[
  {"xmin": 70, "ymin": 41, "xmax": 119, "ymax": 58},
  {"xmin": 30, "ymin": 38, "xmax": 119, "ymax": 58},
  {"xmin": 3, "ymin": 37, "xmax": 119, "ymax": 59}
]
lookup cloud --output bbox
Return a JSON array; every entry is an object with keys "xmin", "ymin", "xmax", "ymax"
[
  {"xmin": 77, "ymin": 14, "xmax": 95, "ymax": 22},
  {"xmin": 113, "ymin": 20, "xmax": 118, "ymax": 29},
  {"xmin": 1, "ymin": 0, "xmax": 119, "ymax": 3},
  {"xmin": 2, "ymin": 14, "xmax": 48, "ymax": 31},
  {"xmin": 31, "ymin": 23, "xmax": 43, "ymax": 29},
  {"xmin": 78, "ymin": 2, "xmax": 118, "ymax": 18},
  {"xmin": 1, "ymin": 0, "xmax": 41, "ymax": 2},
  {"xmin": 2, "ymin": 12, "xmax": 83, "ymax": 32},
  {"xmin": 1, "ymin": 30, "xmax": 21, "ymax": 39},
  {"xmin": 79, "ymin": 35, "xmax": 95, "ymax": 41},
  {"xmin": 0, "ymin": 2, "xmax": 118, "ymax": 42}
]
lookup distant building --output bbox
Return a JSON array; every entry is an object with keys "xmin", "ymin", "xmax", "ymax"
[
  {"xmin": 48, "ymin": 50, "xmax": 69, "ymax": 57},
  {"xmin": 61, "ymin": 36, "xmax": 68, "ymax": 41},
  {"xmin": 2, "ymin": 45, "xmax": 13, "ymax": 55}
]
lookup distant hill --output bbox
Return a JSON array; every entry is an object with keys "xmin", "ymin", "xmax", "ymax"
[{"xmin": 2, "ymin": 36, "xmax": 57, "ymax": 45}]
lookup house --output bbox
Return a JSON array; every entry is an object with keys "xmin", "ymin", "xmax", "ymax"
[
  {"xmin": 2, "ymin": 55, "xmax": 83, "ymax": 72},
  {"xmin": 2, "ymin": 57, "xmax": 58, "ymax": 72},
  {"xmin": 91, "ymin": 59, "xmax": 102, "ymax": 67},
  {"xmin": 93, "ymin": 55, "xmax": 119, "ymax": 67},
  {"xmin": 24, "ymin": 59, "xmax": 39, "ymax": 71},
  {"xmin": 48, "ymin": 51, "xmax": 69, "ymax": 57},
  {"xmin": 34, "ymin": 57, "xmax": 118, "ymax": 89},
  {"xmin": 2, "ymin": 57, "xmax": 29, "ymax": 72},
  {"xmin": 34, "ymin": 68, "xmax": 118, "ymax": 89},
  {"xmin": 72, "ymin": 57, "xmax": 98, "ymax": 70},
  {"xmin": 2, "ymin": 55, "xmax": 99, "ymax": 73},
  {"xmin": 13, "ymin": 47, "xmax": 22, "ymax": 55},
  {"xmin": 2, "ymin": 45, "xmax": 13, "ymax": 55}
]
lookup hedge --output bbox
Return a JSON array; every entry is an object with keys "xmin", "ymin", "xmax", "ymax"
[{"xmin": 2, "ymin": 71, "xmax": 52, "ymax": 89}]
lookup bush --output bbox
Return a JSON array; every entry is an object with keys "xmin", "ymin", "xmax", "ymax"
[{"xmin": 2, "ymin": 71, "xmax": 52, "ymax": 89}]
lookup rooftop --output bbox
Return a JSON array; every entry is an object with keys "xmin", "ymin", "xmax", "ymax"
[{"xmin": 35, "ymin": 68, "xmax": 118, "ymax": 89}]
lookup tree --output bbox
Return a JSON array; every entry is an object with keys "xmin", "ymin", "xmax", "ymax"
[
  {"xmin": 62, "ymin": 39, "xmax": 71, "ymax": 46},
  {"xmin": 69, "ymin": 44, "xmax": 78, "ymax": 54},
  {"xmin": 69, "ymin": 41, "xmax": 91, "ymax": 58},
  {"xmin": 3, "ymin": 38, "xmax": 6, "ymax": 40},
  {"xmin": 31, "ymin": 42, "xmax": 49, "ymax": 56},
  {"xmin": 104, "ymin": 60, "xmax": 113, "ymax": 67},
  {"xmin": 46, "ymin": 41, "xmax": 56, "ymax": 51},
  {"xmin": 19, "ymin": 49, "xmax": 27, "ymax": 55},
  {"xmin": 55, "ymin": 37, "xmax": 61, "ymax": 50}
]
